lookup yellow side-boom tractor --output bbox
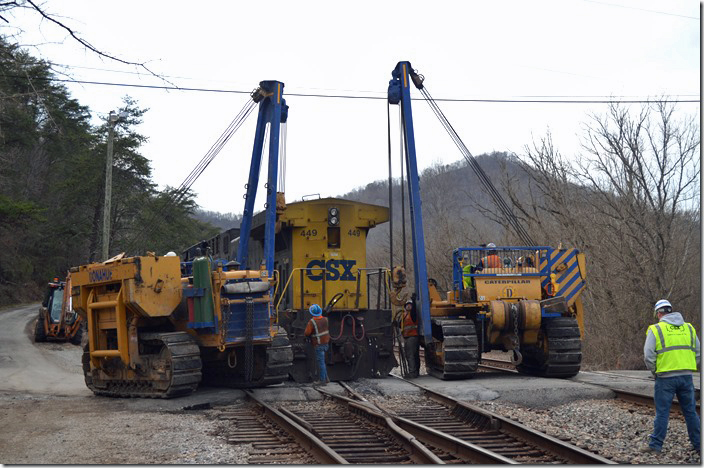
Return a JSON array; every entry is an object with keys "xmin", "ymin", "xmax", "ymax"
[
  {"xmin": 421, "ymin": 246, "xmax": 586, "ymax": 379},
  {"xmin": 387, "ymin": 60, "xmax": 586, "ymax": 380},
  {"xmin": 70, "ymin": 252, "xmax": 293, "ymax": 398},
  {"xmin": 70, "ymin": 79, "xmax": 296, "ymax": 398}
]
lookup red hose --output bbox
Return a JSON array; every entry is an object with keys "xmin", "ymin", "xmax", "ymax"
[{"xmin": 331, "ymin": 313, "xmax": 366, "ymax": 341}]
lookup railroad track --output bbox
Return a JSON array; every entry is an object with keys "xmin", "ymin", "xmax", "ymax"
[
  {"xmin": 226, "ymin": 388, "xmax": 502, "ymax": 464},
  {"xmin": 222, "ymin": 392, "xmax": 339, "ymax": 464},
  {"xmin": 479, "ymin": 357, "xmax": 701, "ymax": 415},
  {"xmin": 283, "ymin": 389, "xmax": 452, "ymax": 464},
  {"xmin": 340, "ymin": 379, "xmax": 615, "ymax": 464},
  {"xmin": 223, "ymin": 382, "xmax": 609, "ymax": 464}
]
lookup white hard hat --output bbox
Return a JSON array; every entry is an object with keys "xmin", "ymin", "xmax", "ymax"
[
  {"xmin": 654, "ymin": 299, "xmax": 672, "ymax": 315},
  {"xmin": 165, "ymin": 251, "xmax": 177, "ymax": 257},
  {"xmin": 487, "ymin": 243, "xmax": 496, "ymax": 249}
]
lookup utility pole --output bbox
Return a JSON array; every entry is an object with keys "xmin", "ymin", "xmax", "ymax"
[{"xmin": 101, "ymin": 111, "xmax": 120, "ymax": 261}]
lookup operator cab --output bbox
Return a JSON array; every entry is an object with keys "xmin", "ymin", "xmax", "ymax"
[{"xmin": 456, "ymin": 246, "xmax": 542, "ymax": 303}]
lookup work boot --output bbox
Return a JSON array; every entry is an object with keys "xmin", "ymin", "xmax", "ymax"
[{"xmin": 639, "ymin": 445, "xmax": 660, "ymax": 454}]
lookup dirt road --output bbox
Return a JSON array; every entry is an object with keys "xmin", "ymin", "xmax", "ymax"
[
  {"xmin": 0, "ymin": 304, "xmax": 250, "ymax": 464},
  {"xmin": 0, "ymin": 303, "xmax": 87, "ymax": 396}
]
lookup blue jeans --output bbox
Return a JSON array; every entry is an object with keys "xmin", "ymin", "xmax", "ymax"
[
  {"xmin": 314, "ymin": 344, "xmax": 329, "ymax": 382},
  {"xmin": 649, "ymin": 374, "xmax": 700, "ymax": 451}
]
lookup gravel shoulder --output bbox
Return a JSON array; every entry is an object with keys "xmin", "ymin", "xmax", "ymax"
[{"xmin": 0, "ymin": 392, "xmax": 251, "ymax": 464}]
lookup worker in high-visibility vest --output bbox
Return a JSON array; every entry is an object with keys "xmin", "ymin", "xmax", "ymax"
[
  {"xmin": 304, "ymin": 304, "xmax": 330, "ymax": 384},
  {"xmin": 641, "ymin": 299, "xmax": 701, "ymax": 454},
  {"xmin": 478, "ymin": 243, "xmax": 502, "ymax": 270},
  {"xmin": 401, "ymin": 300, "xmax": 420, "ymax": 378}
]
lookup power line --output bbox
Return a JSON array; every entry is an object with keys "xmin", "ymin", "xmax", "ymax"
[
  {"xmin": 50, "ymin": 62, "xmax": 701, "ymax": 102},
  {"xmin": 579, "ymin": 0, "xmax": 700, "ymax": 20},
  {"xmin": 6, "ymin": 74, "xmax": 700, "ymax": 104}
]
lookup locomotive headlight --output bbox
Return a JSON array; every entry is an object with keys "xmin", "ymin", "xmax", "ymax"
[{"xmin": 328, "ymin": 207, "xmax": 340, "ymax": 226}]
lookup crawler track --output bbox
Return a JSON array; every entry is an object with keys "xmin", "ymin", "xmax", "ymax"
[
  {"xmin": 82, "ymin": 331, "xmax": 202, "ymax": 398},
  {"xmin": 382, "ymin": 376, "xmax": 615, "ymax": 464},
  {"xmin": 426, "ymin": 319, "xmax": 479, "ymax": 380}
]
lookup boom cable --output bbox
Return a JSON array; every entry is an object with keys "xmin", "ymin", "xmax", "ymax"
[
  {"xmin": 123, "ymin": 97, "xmax": 258, "ymax": 254},
  {"xmin": 418, "ymin": 85, "xmax": 537, "ymax": 246}
]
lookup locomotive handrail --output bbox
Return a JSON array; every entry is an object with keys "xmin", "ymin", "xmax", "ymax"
[
  {"xmin": 354, "ymin": 268, "xmax": 390, "ymax": 310},
  {"xmin": 275, "ymin": 267, "xmax": 393, "ymax": 322},
  {"xmin": 275, "ymin": 267, "xmax": 325, "ymax": 323}
]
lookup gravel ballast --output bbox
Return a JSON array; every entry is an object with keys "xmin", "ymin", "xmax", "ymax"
[
  {"xmin": 473, "ymin": 398, "xmax": 701, "ymax": 464},
  {"xmin": 366, "ymin": 392, "xmax": 700, "ymax": 465}
]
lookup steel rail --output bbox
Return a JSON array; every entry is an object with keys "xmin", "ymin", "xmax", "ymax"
[
  {"xmin": 480, "ymin": 359, "xmax": 700, "ymax": 393},
  {"xmin": 611, "ymin": 388, "xmax": 701, "ymax": 414},
  {"xmin": 244, "ymin": 391, "xmax": 348, "ymax": 464},
  {"xmin": 389, "ymin": 375, "xmax": 616, "ymax": 464},
  {"xmin": 478, "ymin": 359, "xmax": 702, "ymax": 419},
  {"xmin": 478, "ymin": 357, "xmax": 519, "ymax": 372},
  {"xmin": 337, "ymin": 382, "xmax": 517, "ymax": 464},
  {"xmin": 313, "ymin": 387, "xmax": 445, "ymax": 464}
]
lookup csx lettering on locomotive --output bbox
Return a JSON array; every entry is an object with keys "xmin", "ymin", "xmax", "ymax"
[{"xmin": 305, "ymin": 259, "xmax": 356, "ymax": 281}]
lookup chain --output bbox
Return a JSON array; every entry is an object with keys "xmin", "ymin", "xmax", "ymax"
[
  {"xmin": 245, "ymin": 297, "xmax": 254, "ymax": 382},
  {"xmin": 511, "ymin": 303, "xmax": 523, "ymax": 365},
  {"xmin": 512, "ymin": 304, "xmax": 519, "ymax": 348},
  {"xmin": 393, "ymin": 307, "xmax": 410, "ymax": 378},
  {"xmin": 218, "ymin": 301, "xmax": 231, "ymax": 352}
]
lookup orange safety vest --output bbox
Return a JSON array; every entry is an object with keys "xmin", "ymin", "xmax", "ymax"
[
  {"xmin": 305, "ymin": 316, "xmax": 330, "ymax": 346},
  {"xmin": 402, "ymin": 310, "xmax": 418, "ymax": 338},
  {"xmin": 482, "ymin": 254, "xmax": 502, "ymax": 268}
]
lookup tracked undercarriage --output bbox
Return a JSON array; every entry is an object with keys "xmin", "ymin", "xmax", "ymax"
[
  {"xmin": 82, "ymin": 332, "xmax": 202, "ymax": 398},
  {"xmin": 201, "ymin": 326, "xmax": 293, "ymax": 388},
  {"xmin": 424, "ymin": 319, "xmax": 480, "ymax": 380},
  {"xmin": 82, "ymin": 328, "xmax": 293, "ymax": 398},
  {"xmin": 517, "ymin": 316, "xmax": 582, "ymax": 378}
]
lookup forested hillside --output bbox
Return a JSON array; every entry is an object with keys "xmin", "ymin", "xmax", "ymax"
[
  {"xmin": 193, "ymin": 210, "xmax": 242, "ymax": 231},
  {"xmin": 0, "ymin": 38, "xmax": 218, "ymax": 305}
]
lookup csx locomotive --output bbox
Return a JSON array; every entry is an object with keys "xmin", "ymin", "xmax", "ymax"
[{"xmin": 186, "ymin": 197, "xmax": 397, "ymax": 382}]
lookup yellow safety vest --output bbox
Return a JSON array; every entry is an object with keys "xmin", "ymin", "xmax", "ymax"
[
  {"xmin": 462, "ymin": 265, "xmax": 473, "ymax": 288},
  {"xmin": 648, "ymin": 322, "xmax": 698, "ymax": 373}
]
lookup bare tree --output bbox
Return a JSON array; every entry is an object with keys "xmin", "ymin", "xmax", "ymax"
[
  {"xmin": 510, "ymin": 100, "xmax": 700, "ymax": 368},
  {"xmin": 578, "ymin": 100, "xmax": 699, "ymax": 301},
  {"xmin": 1, "ymin": 0, "xmax": 172, "ymax": 83}
]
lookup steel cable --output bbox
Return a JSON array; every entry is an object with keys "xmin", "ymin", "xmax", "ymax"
[
  {"xmin": 124, "ymin": 98, "xmax": 257, "ymax": 254},
  {"xmin": 418, "ymin": 86, "xmax": 536, "ymax": 246}
]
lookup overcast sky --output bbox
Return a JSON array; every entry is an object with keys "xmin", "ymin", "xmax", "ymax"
[{"xmin": 7, "ymin": 0, "xmax": 701, "ymax": 214}]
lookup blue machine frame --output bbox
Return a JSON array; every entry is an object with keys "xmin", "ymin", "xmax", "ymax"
[
  {"xmin": 180, "ymin": 81, "xmax": 288, "ymax": 343},
  {"xmin": 388, "ymin": 61, "xmax": 432, "ymax": 342},
  {"xmin": 236, "ymin": 80, "xmax": 289, "ymax": 273}
]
